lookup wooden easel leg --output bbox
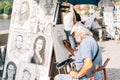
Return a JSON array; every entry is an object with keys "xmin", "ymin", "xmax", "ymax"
[{"xmin": 49, "ymin": 49, "xmax": 55, "ymax": 77}]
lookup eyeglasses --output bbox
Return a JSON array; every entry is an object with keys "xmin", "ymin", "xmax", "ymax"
[{"xmin": 8, "ymin": 67, "xmax": 15, "ymax": 71}]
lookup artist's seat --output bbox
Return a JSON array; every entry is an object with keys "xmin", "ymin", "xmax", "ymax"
[{"xmin": 88, "ymin": 57, "xmax": 110, "ymax": 80}]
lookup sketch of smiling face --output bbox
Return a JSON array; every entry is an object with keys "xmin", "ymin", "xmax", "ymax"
[
  {"xmin": 22, "ymin": 70, "xmax": 31, "ymax": 80},
  {"xmin": 35, "ymin": 39, "xmax": 43, "ymax": 51},
  {"xmin": 7, "ymin": 64, "xmax": 16, "ymax": 77},
  {"xmin": 16, "ymin": 35, "xmax": 23, "ymax": 49}
]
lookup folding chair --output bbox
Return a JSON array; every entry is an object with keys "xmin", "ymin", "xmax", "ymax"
[{"xmin": 88, "ymin": 57, "xmax": 110, "ymax": 80}]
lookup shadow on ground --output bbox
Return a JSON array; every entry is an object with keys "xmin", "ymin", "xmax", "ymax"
[
  {"xmin": 106, "ymin": 68, "xmax": 120, "ymax": 80},
  {"xmin": 100, "ymin": 46, "xmax": 106, "ymax": 52}
]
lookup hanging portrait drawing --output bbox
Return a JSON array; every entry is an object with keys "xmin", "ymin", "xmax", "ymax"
[{"xmin": 3, "ymin": 0, "xmax": 57, "ymax": 79}]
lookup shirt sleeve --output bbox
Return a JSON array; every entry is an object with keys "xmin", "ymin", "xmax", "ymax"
[{"xmin": 80, "ymin": 39, "xmax": 92, "ymax": 60}]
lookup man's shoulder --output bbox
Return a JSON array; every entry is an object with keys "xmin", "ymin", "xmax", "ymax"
[
  {"xmin": 81, "ymin": 36, "xmax": 96, "ymax": 46},
  {"xmin": 83, "ymin": 36, "xmax": 94, "ymax": 42}
]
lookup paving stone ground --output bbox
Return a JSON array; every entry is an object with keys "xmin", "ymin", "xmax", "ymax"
[{"xmin": 98, "ymin": 40, "xmax": 120, "ymax": 80}]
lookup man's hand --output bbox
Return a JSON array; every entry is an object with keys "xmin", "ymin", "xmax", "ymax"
[
  {"xmin": 70, "ymin": 71, "xmax": 78, "ymax": 78},
  {"xmin": 63, "ymin": 39, "xmax": 76, "ymax": 56},
  {"xmin": 63, "ymin": 40, "xmax": 70, "ymax": 48}
]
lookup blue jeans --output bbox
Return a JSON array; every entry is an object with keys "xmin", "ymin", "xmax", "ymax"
[
  {"xmin": 64, "ymin": 30, "xmax": 76, "ymax": 49},
  {"xmin": 56, "ymin": 74, "xmax": 87, "ymax": 80}
]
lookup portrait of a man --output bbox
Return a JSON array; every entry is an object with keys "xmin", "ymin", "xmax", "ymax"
[
  {"xmin": 22, "ymin": 69, "xmax": 31, "ymax": 80},
  {"xmin": 8, "ymin": 35, "xmax": 24, "ymax": 61},
  {"xmin": 8, "ymin": 33, "xmax": 33, "ymax": 62},
  {"xmin": 16, "ymin": 62, "xmax": 36, "ymax": 80}
]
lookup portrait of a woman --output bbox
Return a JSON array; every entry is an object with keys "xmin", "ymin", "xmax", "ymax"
[
  {"xmin": 31, "ymin": 36, "xmax": 46, "ymax": 65},
  {"xmin": 19, "ymin": 0, "xmax": 30, "ymax": 26},
  {"xmin": 3, "ymin": 61, "xmax": 17, "ymax": 80}
]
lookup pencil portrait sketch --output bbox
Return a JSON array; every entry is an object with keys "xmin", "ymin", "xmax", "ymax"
[
  {"xmin": 19, "ymin": 0, "xmax": 30, "ymax": 26},
  {"xmin": 31, "ymin": 35, "xmax": 46, "ymax": 65},
  {"xmin": 39, "ymin": 0, "xmax": 57, "ymax": 16},
  {"xmin": 44, "ymin": 21, "xmax": 53, "ymax": 35},
  {"xmin": 7, "ymin": 32, "xmax": 33, "ymax": 62},
  {"xmin": 37, "ymin": 20, "xmax": 46, "ymax": 34},
  {"xmin": 22, "ymin": 0, "xmax": 45, "ymax": 33},
  {"xmin": 2, "ymin": 60, "xmax": 17, "ymax": 80},
  {"xmin": 37, "ymin": 19, "xmax": 52, "ymax": 35},
  {"xmin": 16, "ymin": 62, "xmax": 36, "ymax": 80},
  {"xmin": 29, "ymin": 33, "xmax": 53, "ymax": 76},
  {"xmin": 31, "ymin": 0, "xmax": 45, "ymax": 21},
  {"xmin": 8, "ymin": 34, "xmax": 24, "ymax": 61},
  {"xmin": 21, "ymin": 69, "xmax": 31, "ymax": 80},
  {"xmin": 10, "ymin": 0, "xmax": 30, "ymax": 29},
  {"xmin": 52, "ymin": 24, "xmax": 70, "ymax": 63},
  {"xmin": 10, "ymin": 0, "xmax": 20, "ymax": 28},
  {"xmin": 24, "ymin": 14, "xmax": 38, "ymax": 33},
  {"xmin": 44, "ymin": 0, "xmax": 54, "ymax": 15},
  {"xmin": 57, "ymin": 30, "xmax": 64, "ymax": 45}
]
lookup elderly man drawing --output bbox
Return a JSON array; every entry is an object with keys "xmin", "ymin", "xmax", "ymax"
[{"xmin": 54, "ymin": 24, "xmax": 103, "ymax": 80}]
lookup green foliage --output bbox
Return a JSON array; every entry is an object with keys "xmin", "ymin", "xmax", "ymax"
[
  {"xmin": 4, "ymin": 4, "xmax": 12, "ymax": 14},
  {"xmin": 4, "ymin": 1, "xmax": 12, "ymax": 15},
  {"xmin": 0, "ymin": 2, "xmax": 5, "ymax": 14},
  {"xmin": 0, "ymin": 0, "xmax": 13, "ymax": 15}
]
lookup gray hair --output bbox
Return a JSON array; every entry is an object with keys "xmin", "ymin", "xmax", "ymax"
[
  {"xmin": 71, "ymin": 24, "xmax": 93, "ymax": 39},
  {"xmin": 79, "ymin": 27, "xmax": 93, "ymax": 39}
]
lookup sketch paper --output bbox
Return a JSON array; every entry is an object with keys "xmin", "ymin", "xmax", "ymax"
[
  {"xmin": 16, "ymin": 62, "xmax": 36, "ymax": 80},
  {"xmin": 7, "ymin": 31, "xmax": 34, "ymax": 63},
  {"xmin": 2, "ymin": 58, "xmax": 19, "ymax": 80},
  {"xmin": 52, "ymin": 24, "xmax": 71, "ymax": 63}
]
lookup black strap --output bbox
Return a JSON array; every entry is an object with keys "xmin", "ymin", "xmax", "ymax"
[{"xmin": 92, "ymin": 44, "xmax": 99, "ymax": 62}]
